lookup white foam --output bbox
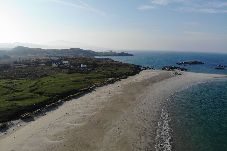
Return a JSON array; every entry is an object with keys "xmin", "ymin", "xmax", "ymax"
[{"xmin": 155, "ymin": 108, "xmax": 172, "ymax": 151}]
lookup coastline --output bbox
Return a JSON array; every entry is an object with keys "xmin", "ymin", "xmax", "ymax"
[{"xmin": 0, "ymin": 70, "xmax": 226, "ymax": 151}]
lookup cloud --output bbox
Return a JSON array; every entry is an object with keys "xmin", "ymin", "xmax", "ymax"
[
  {"xmin": 137, "ymin": 0, "xmax": 174, "ymax": 10},
  {"xmin": 183, "ymin": 21, "xmax": 200, "ymax": 28},
  {"xmin": 150, "ymin": 0, "xmax": 188, "ymax": 6},
  {"xmin": 137, "ymin": 5, "xmax": 155, "ymax": 10},
  {"xmin": 138, "ymin": 0, "xmax": 227, "ymax": 14},
  {"xmin": 207, "ymin": 1, "xmax": 227, "ymax": 8},
  {"xmin": 178, "ymin": 1, "xmax": 227, "ymax": 14},
  {"xmin": 183, "ymin": 31, "xmax": 209, "ymax": 36},
  {"xmin": 49, "ymin": 0, "xmax": 107, "ymax": 16},
  {"xmin": 178, "ymin": 7, "xmax": 227, "ymax": 14},
  {"xmin": 150, "ymin": 0, "xmax": 172, "ymax": 6}
]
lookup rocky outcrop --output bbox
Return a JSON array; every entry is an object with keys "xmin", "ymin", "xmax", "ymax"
[
  {"xmin": 215, "ymin": 65, "xmax": 226, "ymax": 70},
  {"xmin": 162, "ymin": 66, "xmax": 187, "ymax": 71},
  {"xmin": 0, "ymin": 122, "xmax": 8, "ymax": 131},
  {"xmin": 140, "ymin": 66, "xmax": 154, "ymax": 70},
  {"xmin": 177, "ymin": 60, "xmax": 204, "ymax": 65}
]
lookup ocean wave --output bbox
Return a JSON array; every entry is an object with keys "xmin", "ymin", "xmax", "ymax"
[{"xmin": 155, "ymin": 108, "xmax": 172, "ymax": 151}]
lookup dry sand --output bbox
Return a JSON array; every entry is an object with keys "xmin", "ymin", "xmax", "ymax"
[{"xmin": 0, "ymin": 70, "xmax": 225, "ymax": 151}]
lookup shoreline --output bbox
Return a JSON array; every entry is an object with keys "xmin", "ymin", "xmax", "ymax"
[
  {"xmin": 0, "ymin": 70, "xmax": 226, "ymax": 151},
  {"xmin": 0, "ymin": 76, "xmax": 127, "ymax": 134},
  {"xmin": 0, "ymin": 70, "xmax": 141, "ymax": 137}
]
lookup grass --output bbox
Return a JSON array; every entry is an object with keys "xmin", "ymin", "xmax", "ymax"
[{"xmin": 0, "ymin": 59, "xmax": 141, "ymax": 122}]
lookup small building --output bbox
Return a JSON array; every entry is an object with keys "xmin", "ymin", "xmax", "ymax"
[
  {"xmin": 52, "ymin": 62, "xmax": 58, "ymax": 67},
  {"xmin": 62, "ymin": 60, "xmax": 70, "ymax": 65},
  {"xmin": 39, "ymin": 63, "xmax": 46, "ymax": 66},
  {"xmin": 80, "ymin": 64, "xmax": 87, "ymax": 68},
  {"xmin": 14, "ymin": 64, "xmax": 28, "ymax": 68}
]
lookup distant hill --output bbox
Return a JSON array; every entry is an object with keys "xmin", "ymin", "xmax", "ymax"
[
  {"xmin": 97, "ymin": 51, "xmax": 133, "ymax": 56},
  {"xmin": 3, "ymin": 46, "xmax": 133, "ymax": 59},
  {"xmin": 0, "ymin": 42, "xmax": 47, "ymax": 49}
]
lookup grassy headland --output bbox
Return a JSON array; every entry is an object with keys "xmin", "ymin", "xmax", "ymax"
[{"xmin": 0, "ymin": 57, "xmax": 141, "ymax": 123}]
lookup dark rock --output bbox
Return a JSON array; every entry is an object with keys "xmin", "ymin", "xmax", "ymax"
[
  {"xmin": 0, "ymin": 122, "xmax": 8, "ymax": 130},
  {"xmin": 162, "ymin": 66, "xmax": 187, "ymax": 71},
  {"xmin": 215, "ymin": 65, "xmax": 226, "ymax": 70},
  {"xmin": 20, "ymin": 113, "xmax": 34, "ymax": 121},
  {"xmin": 140, "ymin": 66, "xmax": 154, "ymax": 70},
  {"xmin": 177, "ymin": 60, "xmax": 204, "ymax": 65}
]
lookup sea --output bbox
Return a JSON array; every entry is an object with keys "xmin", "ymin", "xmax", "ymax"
[{"xmin": 97, "ymin": 51, "xmax": 227, "ymax": 151}]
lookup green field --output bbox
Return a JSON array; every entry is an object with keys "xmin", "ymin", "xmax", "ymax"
[{"xmin": 0, "ymin": 58, "xmax": 141, "ymax": 122}]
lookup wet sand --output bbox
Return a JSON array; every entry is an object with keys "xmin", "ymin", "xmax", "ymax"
[{"xmin": 0, "ymin": 70, "xmax": 225, "ymax": 151}]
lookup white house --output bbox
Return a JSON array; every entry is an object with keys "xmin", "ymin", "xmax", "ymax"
[
  {"xmin": 80, "ymin": 64, "xmax": 87, "ymax": 68},
  {"xmin": 62, "ymin": 60, "xmax": 69, "ymax": 65},
  {"xmin": 52, "ymin": 63, "xmax": 58, "ymax": 67}
]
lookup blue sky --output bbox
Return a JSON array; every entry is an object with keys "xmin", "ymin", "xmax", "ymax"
[{"xmin": 0, "ymin": 0, "xmax": 227, "ymax": 52}]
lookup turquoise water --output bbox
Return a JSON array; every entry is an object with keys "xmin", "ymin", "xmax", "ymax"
[
  {"xmin": 97, "ymin": 51, "xmax": 227, "ymax": 151},
  {"xmin": 168, "ymin": 80, "xmax": 227, "ymax": 151},
  {"xmin": 97, "ymin": 51, "xmax": 227, "ymax": 74}
]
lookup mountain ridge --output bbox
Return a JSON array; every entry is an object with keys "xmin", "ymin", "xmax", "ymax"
[{"xmin": 0, "ymin": 46, "xmax": 133, "ymax": 60}]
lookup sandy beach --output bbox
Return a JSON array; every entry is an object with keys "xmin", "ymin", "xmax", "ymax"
[{"xmin": 0, "ymin": 70, "xmax": 225, "ymax": 151}]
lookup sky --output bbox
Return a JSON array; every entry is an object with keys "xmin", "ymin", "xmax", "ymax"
[{"xmin": 0, "ymin": 0, "xmax": 227, "ymax": 52}]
